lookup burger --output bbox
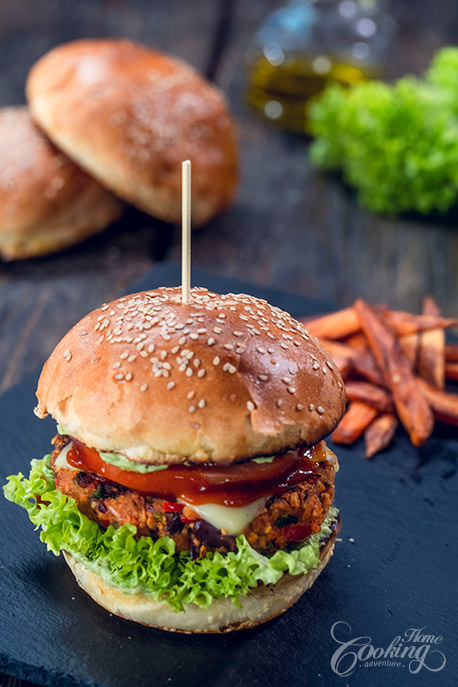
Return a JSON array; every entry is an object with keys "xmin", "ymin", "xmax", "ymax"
[{"xmin": 4, "ymin": 287, "xmax": 345, "ymax": 633}]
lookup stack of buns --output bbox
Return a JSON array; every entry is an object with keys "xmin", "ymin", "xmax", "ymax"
[{"xmin": 0, "ymin": 39, "xmax": 238, "ymax": 260}]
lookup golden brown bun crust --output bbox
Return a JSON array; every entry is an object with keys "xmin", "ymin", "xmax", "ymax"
[
  {"xmin": 0, "ymin": 106, "xmax": 123, "ymax": 260},
  {"xmin": 35, "ymin": 287, "xmax": 346, "ymax": 464},
  {"xmin": 26, "ymin": 39, "xmax": 238, "ymax": 227},
  {"xmin": 63, "ymin": 529, "xmax": 337, "ymax": 633}
]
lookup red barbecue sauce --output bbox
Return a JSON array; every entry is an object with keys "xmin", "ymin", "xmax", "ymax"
[{"xmin": 66, "ymin": 441, "xmax": 320, "ymax": 507}]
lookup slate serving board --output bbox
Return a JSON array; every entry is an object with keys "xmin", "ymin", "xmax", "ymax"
[{"xmin": 0, "ymin": 263, "xmax": 457, "ymax": 687}]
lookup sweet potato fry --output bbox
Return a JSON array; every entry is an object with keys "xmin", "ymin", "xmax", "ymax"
[
  {"xmin": 351, "ymin": 352, "xmax": 385, "ymax": 386},
  {"xmin": 417, "ymin": 296, "xmax": 445, "ymax": 389},
  {"xmin": 318, "ymin": 340, "xmax": 358, "ymax": 377},
  {"xmin": 344, "ymin": 333, "xmax": 368, "ymax": 352},
  {"xmin": 364, "ymin": 413, "xmax": 398, "ymax": 458},
  {"xmin": 302, "ymin": 307, "xmax": 360, "ymax": 340},
  {"xmin": 445, "ymin": 362, "xmax": 458, "ymax": 382},
  {"xmin": 355, "ymin": 299, "xmax": 434, "ymax": 446},
  {"xmin": 385, "ymin": 310, "xmax": 458, "ymax": 336},
  {"xmin": 399, "ymin": 333, "xmax": 419, "ymax": 366},
  {"xmin": 417, "ymin": 378, "xmax": 458, "ymax": 427},
  {"xmin": 331, "ymin": 401, "xmax": 378, "ymax": 444},
  {"xmin": 345, "ymin": 381, "xmax": 393, "ymax": 413},
  {"xmin": 319, "ymin": 339, "xmax": 359, "ymax": 359},
  {"xmin": 445, "ymin": 345, "xmax": 458, "ymax": 362}
]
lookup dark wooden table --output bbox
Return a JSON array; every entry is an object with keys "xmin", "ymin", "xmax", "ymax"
[{"xmin": 0, "ymin": 1, "xmax": 457, "ymax": 685}]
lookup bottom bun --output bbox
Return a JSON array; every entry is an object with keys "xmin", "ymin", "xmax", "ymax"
[{"xmin": 63, "ymin": 530, "xmax": 338, "ymax": 634}]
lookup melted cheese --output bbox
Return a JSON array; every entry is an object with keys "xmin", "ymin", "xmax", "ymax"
[{"xmin": 179, "ymin": 498, "xmax": 267, "ymax": 535}]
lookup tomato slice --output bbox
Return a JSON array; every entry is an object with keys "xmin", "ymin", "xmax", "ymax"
[{"xmin": 67, "ymin": 440, "xmax": 320, "ymax": 507}]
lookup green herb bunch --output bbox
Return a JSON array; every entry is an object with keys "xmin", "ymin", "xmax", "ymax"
[{"xmin": 308, "ymin": 48, "xmax": 458, "ymax": 216}]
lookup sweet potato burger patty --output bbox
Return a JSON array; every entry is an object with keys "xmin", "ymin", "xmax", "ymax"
[{"xmin": 50, "ymin": 435, "xmax": 336, "ymax": 558}]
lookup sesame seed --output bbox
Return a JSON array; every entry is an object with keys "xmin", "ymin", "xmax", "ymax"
[
  {"xmin": 296, "ymin": 403, "xmax": 304, "ymax": 411},
  {"xmin": 197, "ymin": 328, "xmax": 207, "ymax": 334},
  {"xmin": 191, "ymin": 422, "xmax": 201, "ymax": 430},
  {"xmin": 179, "ymin": 337, "xmax": 186, "ymax": 345},
  {"xmin": 247, "ymin": 401, "xmax": 255, "ymax": 412},
  {"xmin": 258, "ymin": 374, "xmax": 268, "ymax": 381},
  {"xmin": 207, "ymin": 337, "xmax": 216, "ymax": 346},
  {"xmin": 140, "ymin": 384, "xmax": 148, "ymax": 392},
  {"xmin": 139, "ymin": 351, "xmax": 148, "ymax": 358},
  {"xmin": 223, "ymin": 363, "xmax": 237, "ymax": 374},
  {"xmin": 213, "ymin": 356, "xmax": 221, "ymax": 365},
  {"xmin": 309, "ymin": 403, "xmax": 315, "ymax": 411},
  {"xmin": 256, "ymin": 346, "xmax": 266, "ymax": 354},
  {"xmin": 193, "ymin": 358, "xmax": 201, "ymax": 368},
  {"xmin": 187, "ymin": 391, "xmax": 196, "ymax": 400},
  {"xmin": 160, "ymin": 350, "xmax": 168, "ymax": 360},
  {"xmin": 198, "ymin": 399, "xmax": 206, "ymax": 408},
  {"xmin": 312, "ymin": 362, "xmax": 320, "ymax": 370},
  {"xmin": 224, "ymin": 343, "xmax": 233, "ymax": 350},
  {"xmin": 186, "ymin": 368, "xmax": 193, "ymax": 377},
  {"xmin": 233, "ymin": 331, "xmax": 244, "ymax": 337},
  {"xmin": 63, "ymin": 349, "xmax": 72, "ymax": 361},
  {"xmin": 287, "ymin": 386, "xmax": 296, "ymax": 394},
  {"xmin": 213, "ymin": 327, "xmax": 223, "ymax": 334},
  {"xmin": 147, "ymin": 343, "xmax": 155, "ymax": 354},
  {"xmin": 280, "ymin": 342, "xmax": 288, "ymax": 350},
  {"xmin": 125, "ymin": 372, "xmax": 133, "ymax": 381},
  {"xmin": 317, "ymin": 405, "xmax": 325, "ymax": 414},
  {"xmin": 197, "ymin": 369, "xmax": 206, "ymax": 378},
  {"xmin": 281, "ymin": 377, "xmax": 292, "ymax": 385},
  {"xmin": 188, "ymin": 405, "xmax": 196, "ymax": 413},
  {"xmin": 120, "ymin": 352, "xmax": 129, "ymax": 360},
  {"xmin": 114, "ymin": 373, "xmax": 124, "ymax": 381},
  {"xmin": 167, "ymin": 381, "xmax": 176, "ymax": 390},
  {"xmin": 113, "ymin": 362, "xmax": 121, "ymax": 369},
  {"xmin": 128, "ymin": 355, "xmax": 137, "ymax": 362},
  {"xmin": 189, "ymin": 333, "xmax": 199, "ymax": 340},
  {"xmin": 322, "ymin": 366, "xmax": 327, "ymax": 374},
  {"xmin": 171, "ymin": 346, "xmax": 180, "ymax": 354},
  {"xmin": 276, "ymin": 399, "xmax": 283, "ymax": 407}
]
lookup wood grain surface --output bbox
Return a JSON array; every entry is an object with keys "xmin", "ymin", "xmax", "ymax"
[{"xmin": 0, "ymin": 1, "xmax": 457, "ymax": 684}]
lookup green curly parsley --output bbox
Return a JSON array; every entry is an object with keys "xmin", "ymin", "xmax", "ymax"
[
  {"xmin": 308, "ymin": 47, "xmax": 458, "ymax": 216},
  {"xmin": 3, "ymin": 455, "xmax": 339, "ymax": 612}
]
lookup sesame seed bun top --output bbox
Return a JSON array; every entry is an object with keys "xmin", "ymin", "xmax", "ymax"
[
  {"xmin": 35, "ymin": 287, "xmax": 346, "ymax": 464},
  {"xmin": 26, "ymin": 39, "xmax": 238, "ymax": 227}
]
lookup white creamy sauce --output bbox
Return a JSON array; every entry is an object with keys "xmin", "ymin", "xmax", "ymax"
[{"xmin": 54, "ymin": 441, "xmax": 76, "ymax": 470}]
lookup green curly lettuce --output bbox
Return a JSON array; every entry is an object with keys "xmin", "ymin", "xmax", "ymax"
[
  {"xmin": 308, "ymin": 47, "xmax": 458, "ymax": 216},
  {"xmin": 3, "ymin": 455, "xmax": 339, "ymax": 612}
]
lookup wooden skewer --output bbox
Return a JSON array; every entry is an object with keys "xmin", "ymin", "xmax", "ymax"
[{"xmin": 181, "ymin": 159, "xmax": 191, "ymax": 304}]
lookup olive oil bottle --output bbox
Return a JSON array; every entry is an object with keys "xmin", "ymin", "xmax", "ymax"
[{"xmin": 245, "ymin": 0, "xmax": 394, "ymax": 133}]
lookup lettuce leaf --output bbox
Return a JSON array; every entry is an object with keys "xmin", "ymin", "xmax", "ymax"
[
  {"xmin": 308, "ymin": 46, "xmax": 458, "ymax": 216},
  {"xmin": 3, "ymin": 455, "xmax": 339, "ymax": 612}
]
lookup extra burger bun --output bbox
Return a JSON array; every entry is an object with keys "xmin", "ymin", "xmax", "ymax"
[
  {"xmin": 64, "ymin": 526, "xmax": 338, "ymax": 633},
  {"xmin": 26, "ymin": 39, "xmax": 238, "ymax": 227},
  {"xmin": 35, "ymin": 287, "xmax": 345, "ymax": 464},
  {"xmin": 0, "ymin": 107, "xmax": 123, "ymax": 260}
]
